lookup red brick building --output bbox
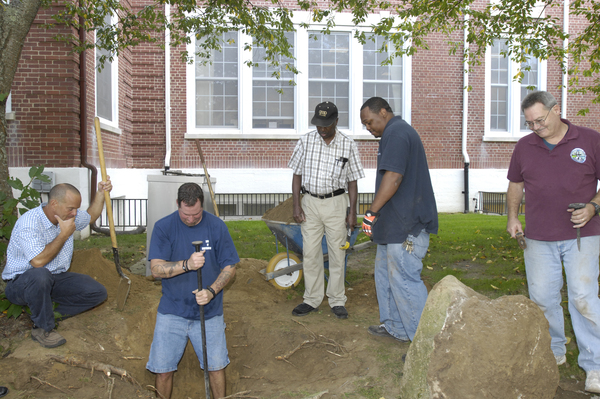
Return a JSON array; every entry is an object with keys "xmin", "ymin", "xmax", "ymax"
[{"xmin": 6, "ymin": 1, "xmax": 600, "ymax": 216}]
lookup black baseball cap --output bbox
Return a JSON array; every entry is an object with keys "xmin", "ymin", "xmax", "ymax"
[{"xmin": 311, "ymin": 102, "xmax": 339, "ymax": 127}]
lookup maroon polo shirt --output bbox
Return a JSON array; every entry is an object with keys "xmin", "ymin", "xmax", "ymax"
[{"xmin": 507, "ymin": 119, "xmax": 600, "ymax": 241}]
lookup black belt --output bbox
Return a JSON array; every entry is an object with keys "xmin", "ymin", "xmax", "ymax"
[{"xmin": 306, "ymin": 188, "xmax": 345, "ymax": 199}]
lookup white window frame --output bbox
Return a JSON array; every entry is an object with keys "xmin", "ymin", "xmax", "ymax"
[
  {"xmin": 94, "ymin": 13, "xmax": 120, "ymax": 134},
  {"xmin": 5, "ymin": 92, "xmax": 15, "ymax": 120},
  {"xmin": 484, "ymin": 2, "xmax": 548, "ymax": 142},
  {"xmin": 185, "ymin": 11, "xmax": 412, "ymax": 140}
]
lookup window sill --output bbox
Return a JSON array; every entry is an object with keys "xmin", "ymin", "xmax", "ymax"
[
  {"xmin": 6, "ymin": 112, "xmax": 15, "ymax": 121},
  {"xmin": 99, "ymin": 121, "xmax": 122, "ymax": 135},
  {"xmin": 185, "ymin": 132, "xmax": 378, "ymax": 140},
  {"xmin": 482, "ymin": 135, "xmax": 522, "ymax": 143}
]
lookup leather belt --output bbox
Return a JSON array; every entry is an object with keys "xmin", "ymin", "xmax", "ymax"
[{"xmin": 306, "ymin": 188, "xmax": 345, "ymax": 199}]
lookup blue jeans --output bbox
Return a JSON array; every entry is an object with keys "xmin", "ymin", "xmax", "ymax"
[
  {"xmin": 146, "ymin": 312, "xmax": 229, "ymax": 373},
  {"xmin": 374, "ymin": 230, "xmax": 429, "ymax": 341},
  {"xmin": 524, "ymin": 236, "xmax": 600, "ymax": 372},
  {"xmin": 5, "ymin": 268, "xmax": 107, "ymax": 332}
]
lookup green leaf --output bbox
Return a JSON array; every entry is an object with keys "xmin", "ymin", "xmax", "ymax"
[
  {"xmin": 7, "ymin": 179, "xmax": 23, "ymax": 191},
  {"xmin": 6, "ymin": 303, "xmax": 24, "ymax": 319}
]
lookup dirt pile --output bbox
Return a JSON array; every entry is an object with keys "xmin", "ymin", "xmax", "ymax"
[
  {"xmin": 0, "ymin": 248, "xmax": 589, "ymax": 398},
  {"xmin": 262, "ymin": 196, "xmax": 297, "ymax": 224}
]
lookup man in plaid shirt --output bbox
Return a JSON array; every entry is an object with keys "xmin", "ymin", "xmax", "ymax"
[
  {"xmin": 288, "ymin": 101, "xmax": 365, "ymax": 319},
  {"xmin": 3, "ymin": 180, "xmax": 112, "ymax": 348}
]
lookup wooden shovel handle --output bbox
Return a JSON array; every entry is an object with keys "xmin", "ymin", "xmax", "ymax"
[
  {"xmin": 195, "ymin": 139, "xmax": 219, "ymax": 217},
  {"xmin": 94, "ymin": 117, "xmax": 118, "ymax": 249}
]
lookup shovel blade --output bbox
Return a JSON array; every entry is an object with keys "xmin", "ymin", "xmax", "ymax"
[{"xmin": 116, "ymin": 276, "xmax": 131, "ymax": 311}]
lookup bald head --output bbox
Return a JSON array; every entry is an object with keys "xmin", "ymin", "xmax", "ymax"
[{"xmin": 48, "ymin": 183, "xmax": 81, "ymax": 203}]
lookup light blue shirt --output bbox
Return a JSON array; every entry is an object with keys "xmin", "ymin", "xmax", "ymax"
[{"xmin": 2, "ymin": 203, "xmax": 91, "ymax": 281}]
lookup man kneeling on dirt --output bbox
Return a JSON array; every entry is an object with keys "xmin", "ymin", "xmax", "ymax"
[
  {"xmin": 147, "ymin": 183, "xmax": 239, "ymax": 399},
  {"xmin": 2, "ymin": 180, "xmax": 112, "ymax": 348}
]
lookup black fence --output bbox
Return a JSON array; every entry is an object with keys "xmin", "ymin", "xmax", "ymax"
[
  {"xmin": 96, "ymin": 198, "xmax": 148, "ymax": 230},
  {"xmin": 477, "ymin": 192, "xmax": 525, "ymax": 215},
  {"xmin": 95, "ymin": 193, "xmax": 376, "ymax": 228}
]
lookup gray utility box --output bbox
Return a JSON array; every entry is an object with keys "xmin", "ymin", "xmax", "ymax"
[{"xmin": 146, "ymin": 173, "xmax": 217, "ymax": 276}]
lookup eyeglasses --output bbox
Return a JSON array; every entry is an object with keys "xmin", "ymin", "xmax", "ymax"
[{"xmin": 524, "ymin": 106, "xmax": 554, "ymax": 130}]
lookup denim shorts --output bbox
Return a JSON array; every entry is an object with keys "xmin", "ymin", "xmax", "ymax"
[{"xmin": 146, "ymin": 312, "xmax": 229, "ymax": 373}]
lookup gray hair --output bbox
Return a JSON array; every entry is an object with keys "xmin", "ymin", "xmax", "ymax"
[{"xmin": 521, "ymin": 91, "xmax": 557, "ymax": 112}]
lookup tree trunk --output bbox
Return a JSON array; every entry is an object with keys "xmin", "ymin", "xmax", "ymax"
[{"xmin": 0, "ymin": 0, "xmax": 43, "ymax": 200}]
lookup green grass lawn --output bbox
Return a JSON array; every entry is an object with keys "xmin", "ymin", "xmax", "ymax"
[{"xmin": 74, "ymin": 212, "xmax": 583, "ymax": 378}]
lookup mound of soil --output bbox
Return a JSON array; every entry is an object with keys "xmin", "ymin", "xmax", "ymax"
[
  {"xmin": 262, "ymin": 197, "xmax": 296, "ymax": 224},
  {"xmin": 0, "ymin": 248, "xmax": 590, "ymax": 398}
]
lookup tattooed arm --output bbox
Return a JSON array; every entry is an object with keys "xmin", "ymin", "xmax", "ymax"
[
  {"xmin": 193, "ymin": 264, "xmax": 237, "ymax": 306},
  {"xmin": 150, "ymin": 258, "xmax": 186, "ymax": 279},
  {"xmin": 151, "ymin": 251, "xmax": 206, "ymax": 279}
]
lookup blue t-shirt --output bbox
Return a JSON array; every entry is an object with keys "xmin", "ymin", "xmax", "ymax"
[
  {"xmin": 148, "ymin": 210, "xmax": 240, "ymax": 320},
  {"xmin": 373, "ymin": 116, "xmax": 438, "ymax": 244}
]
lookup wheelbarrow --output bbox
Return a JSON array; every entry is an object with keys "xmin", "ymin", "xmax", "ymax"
[{"xmin": 260, "ymin": 219, "xmax": 374, "ymax": 289}]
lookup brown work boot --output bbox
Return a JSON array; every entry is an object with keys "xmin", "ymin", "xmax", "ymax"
[{"xmin": 31, "ymin": 327, "xmax": 66, "ymax": 348}]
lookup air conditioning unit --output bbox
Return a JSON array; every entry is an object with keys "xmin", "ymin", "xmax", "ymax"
[{"xmin": 32, "ymin": 171, "xmax": 55, "ymax": 193}]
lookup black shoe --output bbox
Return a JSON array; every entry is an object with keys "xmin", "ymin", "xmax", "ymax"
[
  {"xmin": 331, "ymin": 306, "xmax": 348, "ymax": 319},
  {"xmin": 368, "ymin": 324, "xmax": 410, "ymax": 342},
  {"xmin": 292, "ymin": 303, "xmax": 318, "ymax": 316},
  {"xmin": 0, "ymin": 386, "xmax": 8, "ymax": 398}
]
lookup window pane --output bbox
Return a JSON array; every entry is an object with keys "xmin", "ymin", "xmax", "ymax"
[
  {"xmin": 520, "ymin": 57, "xmax": 539, "ymax": 129},
  {"xmin": 96, "ymin": 47, "xmax": 112, "ymax": 121},
  {"xmin": 490, "ymin": 39, "xmax": 509, "ymax": 131},
  {"xmin": 195, "ymin": 32, "xmax": 239, "ymax": 128},
  {"xmin": 363, "ymin": 34, "xmax": 403, "ymax": 117},
  {"xmin": 96, "ymin": 14, "xmax": 114, "ymax": 122},
  {"xmin": 252, "ymin": 32, "xmax": 295, "ymax": 129},
  {"xmin": 308, "ymin": 31, "xmax": 350, "ymax": 129}
]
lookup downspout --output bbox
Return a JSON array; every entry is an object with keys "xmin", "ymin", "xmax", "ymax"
[
  {"xmin": 164, "ymin": 3, "xmax": 172, "ymax": 172},
  {"xmin": 561, "ymin": 0, "xmax": 569, "ymax": 118},
  {"xmin": 462, "ymin": 12, "xmax": 471, "ymax": 213},
  {"xmin": 79, "ymin": 12, "xmax": 98, "ymax": 199}
]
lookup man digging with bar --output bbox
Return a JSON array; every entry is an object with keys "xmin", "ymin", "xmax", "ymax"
[{"xmin": 147, "ymin": 183, "xmax": 239, "ymax": 399}]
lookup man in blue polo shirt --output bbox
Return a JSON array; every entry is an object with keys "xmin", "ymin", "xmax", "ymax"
[
  {"xmin": 147, "ymin": 182, "xmax": 239, "ymax": 399},
  {"xmin": 360, "ymin": 97, "xmax": 438, "ymax": 343},
  {"xmin": 507, "ymin": 90, "xmax": 600, "ymax": 394}
]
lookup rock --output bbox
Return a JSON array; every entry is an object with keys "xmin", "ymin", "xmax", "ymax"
[{"xmin": 400, "ymin": 275, "xmax": 559, "ymax": 399}]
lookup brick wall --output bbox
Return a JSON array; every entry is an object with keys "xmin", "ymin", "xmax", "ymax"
[{"xmin": 7, "ymin": 1, "xmax": 600, "ymax": 175}]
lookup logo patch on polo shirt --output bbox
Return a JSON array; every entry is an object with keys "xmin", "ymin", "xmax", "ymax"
[{"xmin": 571, "ymin": 148, "xmax": 586, "ymax": 163}]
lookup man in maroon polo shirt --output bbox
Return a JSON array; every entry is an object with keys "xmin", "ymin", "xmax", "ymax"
[{"xmin": 506, "ymin": 90, "xmax": 600, "ymax": 394}]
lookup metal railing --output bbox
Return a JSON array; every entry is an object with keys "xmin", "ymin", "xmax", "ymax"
[
  {"xmin": 477, "ymin": 192, "xmax": 525, "ymax": 215},
  {"xmin": 97, "ymin": 198, "xmax": 148, "ymax": 230},
  {"xmin": 95, "ymin": 193, "xmax": 376, "ymax": 228}
]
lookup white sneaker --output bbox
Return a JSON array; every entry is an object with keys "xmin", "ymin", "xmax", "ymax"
[
  {"xmin": 585, "ymin": 370, "xmax": 600, "ymax": 393},
  {"xmin": 555, "ymin": 354, "xmax": 566, "ymax": 366}
]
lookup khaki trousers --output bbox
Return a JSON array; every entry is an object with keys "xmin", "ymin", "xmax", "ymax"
[{"xmin": 300, "ymin": 193, "xmax": 348, "ymax": 308}]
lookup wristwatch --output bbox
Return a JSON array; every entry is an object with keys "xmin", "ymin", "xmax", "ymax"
[
  {"xmin": 590, "ymin": 201, "xmax": 600, "ymax": 215},
  {"xmin": 365, "ymin": 210, "xmax": 380, "ymax": 217}
]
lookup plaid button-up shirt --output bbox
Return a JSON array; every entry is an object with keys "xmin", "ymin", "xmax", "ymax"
[
  {"xmin": 3, "ymin": 204, "xmax": 91, "ymax": 281},
  {"xmin": 288, "ymin": 129, "xmax": 365, "ymax": 195}
]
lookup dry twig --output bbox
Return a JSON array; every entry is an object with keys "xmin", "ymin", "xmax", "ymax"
[
  {"xmin": 276, "ymin": 320, "xmax": 349, "ymax": 365},
  {"xmin": 49, "ymin": 354, "xmax": 141, "ymax": 387},
  {"xmin": 147, "ymin": 385, "xmax": 168, "ymax": 399},
  {"xmin": 222, "ymin": 390, "xmax": 260, "ymax": 399},
  {"xmin": 30, "ymin": 376, "xmax": 67, "ymax": 394}
]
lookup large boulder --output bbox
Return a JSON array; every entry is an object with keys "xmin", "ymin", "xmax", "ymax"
[{"xmin": 399, "ymin": 275, "xmax": 559, "ymax": 399}]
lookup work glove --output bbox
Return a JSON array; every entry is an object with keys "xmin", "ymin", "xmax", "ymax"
[{"xmin": 362, "ymin": 210, "xmax": 380, "ymax": 237}]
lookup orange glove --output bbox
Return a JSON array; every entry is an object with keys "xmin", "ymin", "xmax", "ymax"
[{"xmin": 361, "ymin": 210, "xmax": 379, "ymax": 237}]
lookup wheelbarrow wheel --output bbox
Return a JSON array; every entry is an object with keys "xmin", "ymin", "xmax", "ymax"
[{"xmin": 266, "ymin": 253, "xmax": 302, "ymax": 290}]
